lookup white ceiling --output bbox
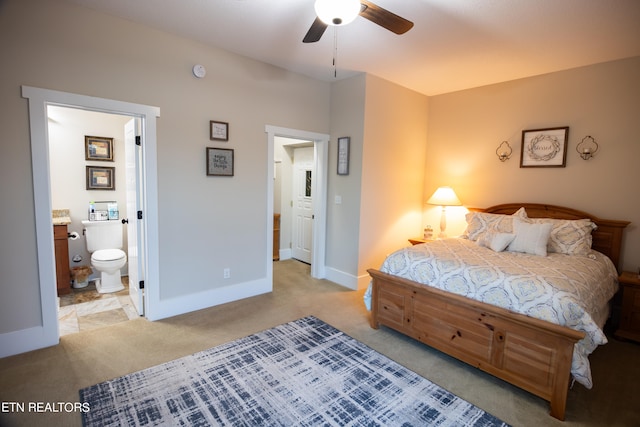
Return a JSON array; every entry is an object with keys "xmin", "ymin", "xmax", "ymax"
[{"xmin": 63, "ymin": 0, "xmax": 640, "ymax": 95}]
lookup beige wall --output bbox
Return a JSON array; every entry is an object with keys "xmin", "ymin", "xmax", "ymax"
[
  {"xmin": 325, "ymin": 74, "xmax": 430, "ymax": 288},
  {"xmin": 325, "ymin": 76, "xmax": 367, "ymax": 285},
  {"xmin": 0, "ymin": 0, "xmax": 330, "ymax": 335},
  {"xmin": 326, "ymin": 74, "xmax": 430, "ymax": 289},
  {"xmin": 423, "ymin": 56, "xmax": 640, "ymax": 272},
  {"xmin": 358, "ymin": 75, "xmax": 429, "ymax": 285}
]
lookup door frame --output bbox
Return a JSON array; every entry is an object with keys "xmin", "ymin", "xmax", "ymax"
[
  {"xmin": 124, "ymin": 118, "xmax": 144, "ymax": 316},
  {"xmin": 265, "ymin": 125, "xmax": 329, "ymax": 279},
  {"xmin": 21, "ymin": 86, "xmax": 160, "ymax": 352}
]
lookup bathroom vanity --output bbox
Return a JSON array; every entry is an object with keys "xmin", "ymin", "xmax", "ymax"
[
  {"xmin": 273, "ymin": 214, "xmax": 280, "ymax": 261},
  {"xmin": 54, "ymin": 224, "xmax": 71, "ymax": 295},
  {"xmin": 52, "ymin": 209, "xmax": 72, "ymax": 295}
]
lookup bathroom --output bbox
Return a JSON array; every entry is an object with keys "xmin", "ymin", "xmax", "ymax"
[{"xmin": 48, "ymin": 105, "xmax": 139, "ymax": 335}]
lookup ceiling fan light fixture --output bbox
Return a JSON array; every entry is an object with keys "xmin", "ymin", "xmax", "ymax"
[{"xmin": 314, "ymin": 0, "xmax": 361, "ymax": 26}]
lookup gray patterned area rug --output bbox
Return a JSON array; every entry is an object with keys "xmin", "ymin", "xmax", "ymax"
[{"xmin": 80, "ymin": 316, "xmax": 510, "ymax": 426}]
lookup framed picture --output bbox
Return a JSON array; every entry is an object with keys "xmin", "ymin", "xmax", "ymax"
[
  {"xmin": 210, "ymin": 120, "xmax": 229, "ymax": 141},
  {"xmin": 207, "ymin": 147, "xmax": 234, "ymax": 176},
  {"xmin": 520, "ymin": 127, "xmax": 569, "ymax": 168},
  {"xmin": 85, "ymin": 136, "xmax": 114, "ymax": 161},
  {"xmin": 337, "ymin": 136, "xmax": 350, "ymax": 175},
  {"xmin": 86, "ymin": 166, "xmax": 115, "ymax": 190}
]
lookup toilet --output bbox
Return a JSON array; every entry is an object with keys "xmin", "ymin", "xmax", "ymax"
[{"xmin": 81, "ymin": 220, "xmax": 126, "ymax": 293}]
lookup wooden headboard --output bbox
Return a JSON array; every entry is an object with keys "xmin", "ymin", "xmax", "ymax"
[{"xmin": 480, "ymin": 203, "xmax": 630, "ymax": 271}]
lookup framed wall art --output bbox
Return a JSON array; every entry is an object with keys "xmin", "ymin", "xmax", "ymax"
[
  {"xmin": 337, "ymin": 136, "xmax": 350, "ymax": 175},
  {"xmin": 207, "ymin": 147, "xmax": 234, "ymax": 176},
  {"xmin": 85, "ymin": 136, "xmax": 114, "ymax": 161},
  {"xmin": 520, "ymin": 126, "xmax": 569, "ymax": 168},
  {"xmin": 86, "ymin": 166, "xmax": 115, "ymax": 190},
  {"xmin": 210, "ymin": 120, "xmax": 229, "ymax": 141}
]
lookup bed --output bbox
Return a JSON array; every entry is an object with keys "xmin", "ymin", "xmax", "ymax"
[{"xmin": 367, "ymin": 203, "xmax": 629, "ymax": 420}]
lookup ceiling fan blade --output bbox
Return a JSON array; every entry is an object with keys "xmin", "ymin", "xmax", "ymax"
[
  {"xmin": 303, "ymin": 17, "xmax": 328, "ymax": 43},
  {"xmin": 359, "ymin": 0, "xmax": 414, "ymax": 35}
]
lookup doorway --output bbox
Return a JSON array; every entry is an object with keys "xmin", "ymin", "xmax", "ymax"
[
  {"xmin": 48, "ymin": 107, "xmax": 143, "ymax": 335},
  {"xmin": 265, "ymin": 126, "xmax": 329, "ymax": 284},
  {"xmin": 22, "ymin": 86, "xmax": 160, "ymax": 352}
]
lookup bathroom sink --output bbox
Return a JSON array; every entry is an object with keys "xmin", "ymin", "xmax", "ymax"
[{"xmin": 52, "ymin": 209, "xmax": 71, "ymax": 225}]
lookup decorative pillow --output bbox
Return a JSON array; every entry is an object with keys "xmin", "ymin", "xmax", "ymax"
[
  {"xmin": 477, "ymin": 231, "xmax": 516, "ymax": 252},
  {"xmin": 507, "ymin": 218, "xmax": 553, "ymax": 256},
  {"xmin": 525, "ymin": 217, "xmax": 596, "ymax": 256},
  {"xmin": 463, "ymin": 207, "xmax": 527, "ymax": 241}
]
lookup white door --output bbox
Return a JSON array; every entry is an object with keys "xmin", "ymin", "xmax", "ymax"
[
  {"xmin": 292, "ymin": 147, "xmax": 314, "ymax": 263},
  {"xmin": 124, "ymin": 119, "xmax": 144, "ymax": 315}
]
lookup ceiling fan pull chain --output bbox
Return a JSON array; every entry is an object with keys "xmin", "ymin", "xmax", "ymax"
[{"xmin": 333, "ymin": 27, "xmax": 338, "ymax": 78}]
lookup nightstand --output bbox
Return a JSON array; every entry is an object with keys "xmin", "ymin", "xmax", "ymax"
[
  {"xmin": 615, "ymin": 271, "xmax": 640, "ymax": 343},
  {"xmin": 408, "ymin": 237, "xmax": 434, "ymax": 245}
]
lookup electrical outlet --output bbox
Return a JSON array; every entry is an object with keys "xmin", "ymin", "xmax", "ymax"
[{"xmin": 223, "ymin": 268, "xmax": 231, "ymax": 279}]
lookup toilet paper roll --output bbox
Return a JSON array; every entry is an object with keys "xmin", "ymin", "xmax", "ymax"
[{"xmin": 68, "ymin": 231, "xmax": 80, "ymax": 240}]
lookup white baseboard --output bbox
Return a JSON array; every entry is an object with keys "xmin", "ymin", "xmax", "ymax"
[
  {"xmin": 324, "ymin": 267, "xmax": 359, "ymax": 290},
  {"xmin": 279, "ymin": 248, "xmax": 292, "ymax": 260},
  {"xmin": 0, "ymin": 325, "xmax": 59, "ymax": 358},
  {"xmin": 146, "ymin": 278, "xmax": 272, "ymax": 321}
]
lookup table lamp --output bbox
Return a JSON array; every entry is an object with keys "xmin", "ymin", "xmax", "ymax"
[{"xmin": 427, "ymin": 186, "xmax": 462, "ymax": 238}]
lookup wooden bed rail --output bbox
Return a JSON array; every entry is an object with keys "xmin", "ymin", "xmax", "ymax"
[{"xmin": 368, "ymin": 268, "xmax": 584, "ymax": 420}]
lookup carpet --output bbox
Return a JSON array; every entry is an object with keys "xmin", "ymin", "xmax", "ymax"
[{"xmin": 80, "ymin": 316, "xmax": 510, "ymax": 426}]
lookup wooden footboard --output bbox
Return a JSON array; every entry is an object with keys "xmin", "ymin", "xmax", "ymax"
[{"xmin": 368, "ymin": 268, "xmax": 585, "ymax": 421}]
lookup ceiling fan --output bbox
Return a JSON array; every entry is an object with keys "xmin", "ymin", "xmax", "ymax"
[{"xmin": 303, "ymin": 0, "xmax": 414, "ymax": 43}]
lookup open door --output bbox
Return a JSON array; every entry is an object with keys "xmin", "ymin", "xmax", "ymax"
[
  {"xmin": 291, "ymin": 147, "xmax": 314, "ymax": 264},
  {"xmin": 124, "ymin": 118, "xmax": 144, "ymax": 315}
]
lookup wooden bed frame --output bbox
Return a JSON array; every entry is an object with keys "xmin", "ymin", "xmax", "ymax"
[{"xmin": 368, "ymin": 203, "xmax": 629, "ymax": 420}]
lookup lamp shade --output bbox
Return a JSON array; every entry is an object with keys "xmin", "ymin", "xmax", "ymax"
[
  {"xmin": 314, "ymin": 0, "xmax": 361, "ymax": 26},
  {"xmin": 427, "ymin": 186, "xmax": 462, "ymax": 206}
]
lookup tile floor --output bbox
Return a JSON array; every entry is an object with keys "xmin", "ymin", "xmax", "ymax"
[{"xmin": 57, "ymin": 277, "xmax": 140, "ymax": 336}]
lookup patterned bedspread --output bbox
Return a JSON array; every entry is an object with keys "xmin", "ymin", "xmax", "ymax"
[{"xmin": 378, "ymin": 238, "xmax": 619, "ymax": 388}]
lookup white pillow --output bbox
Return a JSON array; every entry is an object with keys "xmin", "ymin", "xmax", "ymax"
[
  {"xmin": 507, "ymin": 218, "xmax": 553, "ymax": 256},
  {"xmin": 525, "ymin": 217, "xmax": 596, "ymax": 256},
  {"xmin": 463, "ymin": 207, "xmax": 527, "ymax": 241},
  {"xmin": 477, "ymin": 231, "xmax": 516, "ymax": 252}
]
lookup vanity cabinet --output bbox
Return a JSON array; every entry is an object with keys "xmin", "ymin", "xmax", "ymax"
[
  {"xmin": 54, "ymin": 225, "xmax": 71, "ymax": 295},
  {"xmin": 273, "ymin": 214, "xmax": 280, "ymax": 261}
]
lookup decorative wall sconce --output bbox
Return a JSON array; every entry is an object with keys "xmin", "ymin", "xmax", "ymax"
[
  {"xmin": 576, "ymin": 135, "xmax": 599, "ymax": 160},
  {"xmin": 496, "ymin": 141, "xmax": 512, "ymax": 162}
]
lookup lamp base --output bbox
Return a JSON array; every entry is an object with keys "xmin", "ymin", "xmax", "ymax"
[{"xmin": 439, "ymin": 206, "xmax": 448, "ymax": 239}]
